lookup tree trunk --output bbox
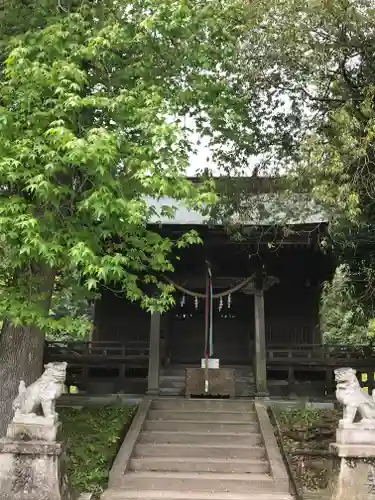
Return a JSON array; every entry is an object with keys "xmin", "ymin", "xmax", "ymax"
[
  {"xmin": 0, "ymin": 324, "xmax": 45, "ymax": 437},
  {"xmin": 0, "ymin": 265, "xmax": 55, "ymax": 437}
]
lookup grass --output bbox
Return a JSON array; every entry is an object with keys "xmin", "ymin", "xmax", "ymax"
[
  {"xmin": 59, "ymin": 404, "xmax": 136, "ymax": 498},
  {"xmin": 274, "ymin": 407, "xmax": 341, "ymax": 491}
]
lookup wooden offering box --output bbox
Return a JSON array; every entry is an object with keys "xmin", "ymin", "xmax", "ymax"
[{"xmin": 185, "ymin": 367, "xmax": 235, "ymax": 398}]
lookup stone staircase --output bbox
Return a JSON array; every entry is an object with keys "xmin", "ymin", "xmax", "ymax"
[
  {"xmin": 159, "ymin": 365, "xmax": 255, "ymax": 397},
  {"xmin": 102, "ymin": 398, "xmax": 293, "ymax": 500}
]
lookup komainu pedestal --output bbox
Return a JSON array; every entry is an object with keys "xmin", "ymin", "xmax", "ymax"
[
  {"xmin": 328, "ymin": 367, "xmax": 375, "ymax": 500},
  {"xmin": 0, "ymin": 361, "xmax": 76, "ymax": 500},
  {"xmin": 0, "ymin": 440, "xmax": 74, "ymax": 500}
]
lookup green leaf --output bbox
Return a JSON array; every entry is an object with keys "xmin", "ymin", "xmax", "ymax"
[{"xmin": 0, "ymin": 0, "xmax": 255, "ymax": 334}]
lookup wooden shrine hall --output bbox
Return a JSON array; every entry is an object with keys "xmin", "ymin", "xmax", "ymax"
[{"xmin": 80, "ymin": 178, "xmax": 334, "ymax": 397}]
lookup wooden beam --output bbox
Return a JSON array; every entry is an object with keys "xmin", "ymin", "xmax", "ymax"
[
  {"xmin": 169, "ymin": 275, "xmax": 278, "ymax": 293},
  {"xmin": 254, "ymin": 288, "xmax": 268, "ymax": 396},
  {"xmin": 147, "ymin": 312, "xmax": 161, "ymax": 395}
]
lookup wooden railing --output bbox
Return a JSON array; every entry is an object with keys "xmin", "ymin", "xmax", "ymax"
[
  {"xmin": 45, "ymin": 340, "xmax": 149, "ymax": 358},
  {"xmin": 266, "ymin": 343, "xmax": 375, "ymax": 396},
  {"xmin": 266, "ymin": 325, "xmax": 318, "ymax": 346},
  {"xmin": 267, "ymin": 343, "xmax": 375, "ymax": 359},
  {"xmin": 44, "ymin": 340, "xmax": 375, "ymax": 397},
  {"xmin": 44, "ymin": 340, "xmax": 149, "ymax": 392}
]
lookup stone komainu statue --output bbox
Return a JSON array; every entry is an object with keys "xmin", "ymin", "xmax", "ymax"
[
  {"xmin": 334, "ymin": 367, "xmax": 375, "ymax": 426},
  {"xmin": 13, "ymin": 361, "xmax": 67, "ymax": 421}
]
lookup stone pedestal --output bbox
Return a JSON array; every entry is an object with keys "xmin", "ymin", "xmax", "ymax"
[
  {"xmin": 328, "ymin": 450, "xmax": 375, "ymax": 500},
  {"xmin": 328, "ymin": 367, "xmax": 375, "ymax": 499},
  {"xmin": 0, "ymin": 361, "xmax": 76, "ymax": 500},
  {"xmin": 328, "ymin": 426, "xmax": 375, "ymax": 500},
  {"xmin": 0, "ymin": 438, "xmax": 75, "ymax": 500},
  {"xmin": 7, "ymin": 415, "xmax": 60, "ymax": 442},
  {"xmin": 336, "ymin": 426, "xmax": 375, "ymax": 446}
]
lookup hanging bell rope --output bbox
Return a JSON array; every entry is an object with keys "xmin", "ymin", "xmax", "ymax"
[
  {"xmin": 204, "ymin": 260, "xmax": 214, "ymax": 358},
  {"xmin": 162, "ymin": 273, "xmax": 256, "ymax": 299}
]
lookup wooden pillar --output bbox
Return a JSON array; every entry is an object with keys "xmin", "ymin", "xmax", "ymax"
[
  {"xmin": 90, "ymin": 299, "xmax": 100, "ymax": 341},
  {"xmin": 161, "ymin": 312, "xmax": 170, "ymax": 368},
  {"xmin": 147, "ymin": 312, "xmax": 161, "ymax": 395},
  {"xmin": 254, "ymin": 288, "xmax": 268, "ymax": 396}
]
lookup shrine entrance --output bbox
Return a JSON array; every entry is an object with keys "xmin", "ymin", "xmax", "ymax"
[
  {"xmin": 168, "ymin": 291, "xmax": 253, "ymax": 365},
  {"xmin": 164, "ymin": 264, "xmax": 257, "ymax": 367}
]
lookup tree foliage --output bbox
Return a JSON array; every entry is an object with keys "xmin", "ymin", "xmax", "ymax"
[
  {"xmin": 47, "ymin": 271, "xmax": 95, "ymax": 339},
  {"xmin": 0, "ymin": 0, "xmax": 254, "ymax": 332},
  {"xmin": 320, "ymin": 264, "xmax": 370, "ymax": 345},
  {"xmin": 218, "ymin": 0, "xmax": 375, "ymax": 213},
  {"xmin": 217, "ymin": 0, "xmax": 375, "ymax": 335}
]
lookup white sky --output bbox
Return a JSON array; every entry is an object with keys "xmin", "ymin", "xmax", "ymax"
[
  {"xmin": 187, "ymin": 140, "xmax": 265, "ymax": 177},
  {"xmin": 187, "ymin": 136, "xmax": 216, "ymax": 175},
  {"xmin": 184, "ymin": 116, "xmax": 273, "ymax": 177}
]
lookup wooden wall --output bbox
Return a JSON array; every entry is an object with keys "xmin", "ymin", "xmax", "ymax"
[
  {"xmin": 93, "ymin": 282, "xmax": 321, "ymax": 363},
  {"xmin": 265, "ymin": 282, "xmax": 321, "ymax": 345},
  {"xmin": 93, "ymin": 287, "xmax": 150, "ymax": 343},
  {"xmin": 93, "ymin": 227, "xmax": 333, "ymax": 361}
]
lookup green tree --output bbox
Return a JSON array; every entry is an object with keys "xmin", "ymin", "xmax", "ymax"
[
  {"xmin": 320, "ymin": 264, "xmax": 369, "ymax": 345},
  {"xmin": 0, "ymin": 0, "xmax": 253, "ymax": 434},
  {"xmin": 214, "ymin": 0, "xmax": 375, "ymax": 336}
]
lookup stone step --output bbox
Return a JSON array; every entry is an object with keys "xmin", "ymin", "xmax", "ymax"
[
  {"xmin": 129, "ymin": 457, "xmax": 269, "ymax": 474},
  {"xmin": 134, "ymin": 443, "xmax": 266, "ymax": 459},
  {"xmin": 160, "ymin": 379, "xmax": 185, "ymax": 386},
  {"xmin": 102, "ymin": 489, "xmax": 293, "ymax": 500},
  {"xmin": 160, "ymin": 379, "xmax": 185, "ymax": 384},
  {"xmin": 235, "ymin": 383, "xmax": 255, "ymax": 389},
  {"xmin": 144, "ymin": 420, "xmax": 259, "ymax": 433},
  {"xmin": 303, "ymin": 496, "xmax": 372, "ymax": 500},
  {"xmin": 236, "ymin": 387, "xmax": 255, "ymax": 392},
  {"xmin": 138, "ymin": 430, "xmax": 262, "ymax": 445},
  {"xmin": 160, "ymin": 382, "xmax": 185, "ymax": 390},
  {"xmin": 159, "ymin": 389, "xmax": 255, "ymax": 398},
  {"xmin": 159, "ymin": 383, "xmax": 185, "ymax": 389},
  {"xmin": 160, "ymin": 375, "xmax": 185, "ymax": 380},
  {"xmin": 303, "ymin": 493, "xmax": 329, "ymax": 500},
  {"xmin": 300, "ymin": 492, "xmax": 372, "ymax": 500},
  {"xmin": 160, "ymin": 371, "xmax": 186, "ymax": 377},
  {"xmin": 115, "ymin": 471, "xmax": 274, "ymax": 493},
  {"xmin": 148, "ymin": 410, "xmax": 256, "ymax": 422},
  {"xmin": 159, "ymin": 388, "xmax": 184, "ymax": 396},
  {"xmin": 152, "ymin": 399, "xmax": 254, "ymax": 411}
]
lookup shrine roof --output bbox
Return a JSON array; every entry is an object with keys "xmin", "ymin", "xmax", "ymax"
[{"xmin": 145, "ymin": 192, "xmax": 328, "ymax": 227}]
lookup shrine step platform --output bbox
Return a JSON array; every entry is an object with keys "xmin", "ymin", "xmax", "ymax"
[
  {"xmin": 159, "ymin": 365, "xmax": 255, "ymax": 397},
  {"xmin": 101, "ymin": 397, "xmax": 293, "ymax": 500}
]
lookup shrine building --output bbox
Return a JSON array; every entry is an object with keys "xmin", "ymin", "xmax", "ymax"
[{"xmin": 88, "ymin": 177, "xmax": 333, "ymax": 397}]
